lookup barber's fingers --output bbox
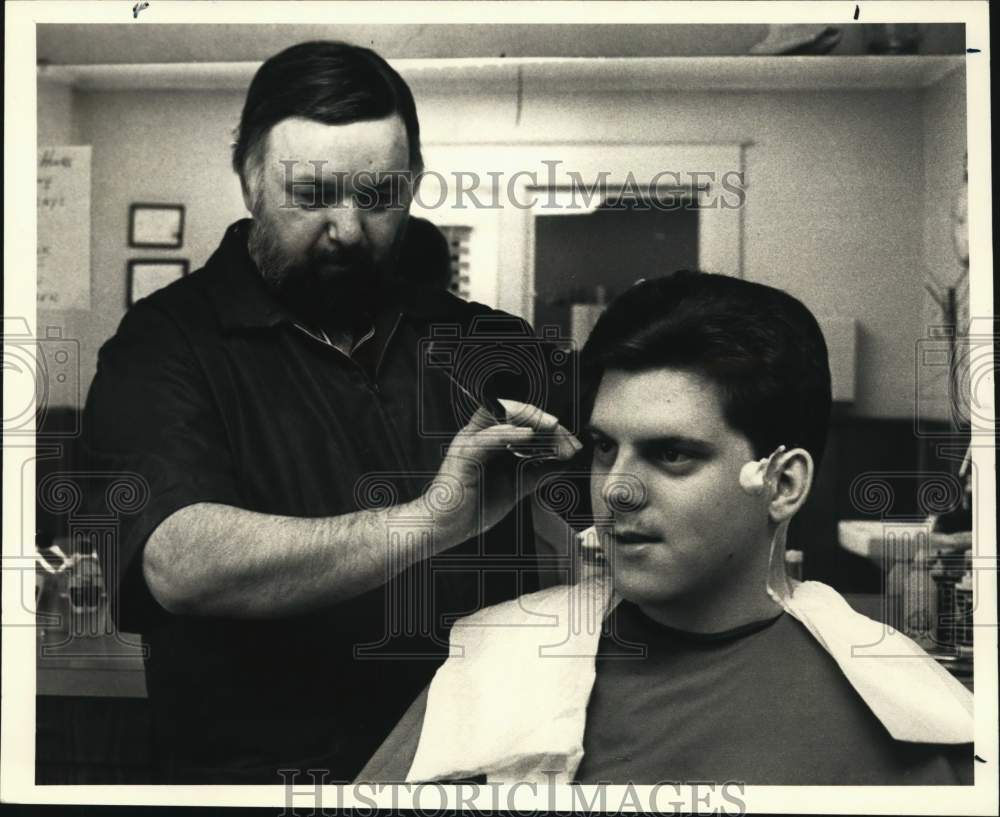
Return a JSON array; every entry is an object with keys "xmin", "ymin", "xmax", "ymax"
[
  {"xmin": 497, "ymin": 399, "xmax": 559, "ymax": 431},
  {"xmin": 458, "ymin": 400, "xmax": 582, "ymax": 461},
  {"xmin": 496, "ymin": 399, "xmax": 582, "ymax": 457},
  {"xmin": 464, "ymin": 405, "xmax": 504, "ymax": 432},
  {"xmin": 452, "ymin": 423, "xmax": 535, "ymax": 453},
  {"xmin": 454, "ymin": 423, "xmax": 582, "ymax": 463},
  {"xmin": 464, "ymin": 397, "xmax": 564, "ymax": 435}
]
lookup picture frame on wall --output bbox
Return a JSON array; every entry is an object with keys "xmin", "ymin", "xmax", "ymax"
[
  {"xmin": 128, "ymin": 203, "xmax": 185, "ymax": 248},
  {"xmin": 127, "ymin": 259, "xmax": 188, "ymax": 306}
]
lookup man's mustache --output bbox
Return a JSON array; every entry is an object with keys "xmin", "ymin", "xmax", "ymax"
[{"xmin": 310, "ymin": 245, "xmax": 372, "ymax": 273}]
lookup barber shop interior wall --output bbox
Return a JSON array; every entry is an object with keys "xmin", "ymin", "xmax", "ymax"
[
  {"xmin": 416, "ymin": 87, "xmax": 930, "ymax": 420},
  {"xmin": 37, "ymin": 68, "xmax": 962, "ymax": 420},
  {"xmin": 37, "ymin": 83, "xmax": 248, "ymax": 409}
]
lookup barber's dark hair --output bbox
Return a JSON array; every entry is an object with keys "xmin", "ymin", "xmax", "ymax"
[
  {"xmin": 580, "ymin": 271, "xmax": 832, "ymax": 468},
  {"xmin": 232, "ymin": 40, "xmax": 422, "ymax": 191}
]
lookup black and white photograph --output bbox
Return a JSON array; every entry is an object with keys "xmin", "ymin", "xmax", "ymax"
[{"xmin": 3, "ymin": 1, "xmax": 996, "ymax": 814}]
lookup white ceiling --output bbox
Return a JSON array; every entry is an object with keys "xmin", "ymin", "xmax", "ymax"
[{"xmin": 36, "ymin": 23, "xmax": 964, "ymax": 65}]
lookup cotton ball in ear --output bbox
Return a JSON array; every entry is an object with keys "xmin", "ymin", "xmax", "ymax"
[
  {"xmin": 738, "ymin": 446, "xmax": 787, "ymax": 497},
  {"xmin": 739, "ymin": 459, "xmax": 769, "ymax": 495}
]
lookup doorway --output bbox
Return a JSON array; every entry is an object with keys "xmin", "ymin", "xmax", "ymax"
[{"xmin": 533, "ymin": 197, "xmax": 699, "ymax": 347}]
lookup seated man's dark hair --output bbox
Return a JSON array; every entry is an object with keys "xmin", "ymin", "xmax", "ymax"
[
  {"xmin": 580, "ymin": 271, "xmax": 833, "ymax": 468},
  {"xmin": 232, "ymin": 40, "xmax": 422, "ymax": 191}
]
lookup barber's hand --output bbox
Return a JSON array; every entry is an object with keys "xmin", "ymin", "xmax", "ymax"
[{"xmin": 425, "ymin": 399, "xmax": 582, "ymax": 548}]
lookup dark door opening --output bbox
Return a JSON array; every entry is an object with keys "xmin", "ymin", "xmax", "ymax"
[{"xmin": 533, "ymin": 198, "xmax": 699, "ymax": 348}]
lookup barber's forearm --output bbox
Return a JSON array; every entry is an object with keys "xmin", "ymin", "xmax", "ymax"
[{"xmin": 143, "ymin": 499, "xmax": 453, "ymax": 618}]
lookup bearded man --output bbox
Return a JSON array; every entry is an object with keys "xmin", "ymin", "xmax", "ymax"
[{"xmin": 83, "ymin": 41, "xmax": 577, "ymax": 783}]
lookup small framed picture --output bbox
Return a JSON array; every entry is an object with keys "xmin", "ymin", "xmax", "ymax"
[
  {"xmin": 128, "ymin": 203, "xmax": 185, "ymax": 249},
  {"xmin": 127, "ymin": 259, "xmax": 189, "ymax": 306}
]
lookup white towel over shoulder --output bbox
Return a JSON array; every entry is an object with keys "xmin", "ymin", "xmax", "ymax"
[
  {"xmin": 407, "ymin": 575, "xmax": 613, "ymax": 783},
  {"xmin": 407, "ymin": 574, "xmax": 973, "ymax": 783}
]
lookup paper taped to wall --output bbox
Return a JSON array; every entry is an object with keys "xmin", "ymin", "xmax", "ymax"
[{"xmin": 38, "ymin": 146, "xmax": 91, "ymax": 310}]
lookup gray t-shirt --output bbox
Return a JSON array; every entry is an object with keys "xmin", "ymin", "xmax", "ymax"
[{"xmin": 575, "ymin": 602, "xmax": 972, "ymax": 785}]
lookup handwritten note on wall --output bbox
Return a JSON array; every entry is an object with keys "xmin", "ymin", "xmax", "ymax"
[{"xmin": 38, "ymin": 146, "xmax": 91, "ymax": 310}]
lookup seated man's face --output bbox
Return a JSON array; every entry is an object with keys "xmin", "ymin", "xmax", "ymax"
[
  {"xmin": 587, "ymin": 367, "xmax": 771, "ymax": 615},
  {"xmin": 245, "ymin": 115, "xmax": 412, "ymax": 325}
]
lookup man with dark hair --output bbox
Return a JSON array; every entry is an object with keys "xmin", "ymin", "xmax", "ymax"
[
  {"xmin": 579, "ymin": 270, "xmax": 832, "ymax": 469},
  {"xmin": 361, "ymin": 272, "xmax": 973, "ymax": 786},
  {"xmin": 84, "ymin": 40, "xmax": 577, "ymax": 782}
]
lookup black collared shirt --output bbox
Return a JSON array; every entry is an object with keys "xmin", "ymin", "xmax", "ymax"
[{"xmin": 83, "ymin": 219, "xmax": 540, "ymax": 782}]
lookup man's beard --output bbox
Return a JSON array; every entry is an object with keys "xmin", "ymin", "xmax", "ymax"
[{"xmin": 248, "ymin": 213, "xmax": 401, "ymax": 331}]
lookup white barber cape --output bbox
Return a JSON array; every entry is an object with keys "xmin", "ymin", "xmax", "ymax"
[{"xmin": 405, "ymin": 570, "xmax": 974, "ymax": 784}]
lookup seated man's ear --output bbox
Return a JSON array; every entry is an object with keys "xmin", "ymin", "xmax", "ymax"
[{"xmin": 768, "ymin": 448, "xmax": 814, "ymax": 524}]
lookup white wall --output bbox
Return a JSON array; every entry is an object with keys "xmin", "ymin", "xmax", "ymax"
[
  {"xmin": 37, "ymin": 71, "xmax": 964, "ymax": 419},
  {"xmin": 923, "ymin": 68, "xmax": 968, "ymax": 282},
  {"xmin": 918, "ymin": 66, "xmax": 968, "ymax": 422},
  {"xmin": 418, "ymin": 87, "xmax": 931, "ymax": 418},
  {"xmin": 37, "ymin": 80, "xmax": 77, "ymax": 144},
  {"xmin": 37, "ymin": 86, "xmax": 248, "ymax": 406}
]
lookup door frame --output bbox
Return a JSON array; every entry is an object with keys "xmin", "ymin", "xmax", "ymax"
[{"xmin": 416, "ymin": 143, "xmax": 746, "ymax": 322}]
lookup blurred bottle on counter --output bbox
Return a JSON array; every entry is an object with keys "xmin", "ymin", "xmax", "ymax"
[
  {"xmin": 925, "ymin": 447, "xmax": 972, "ymax": 654},
  {"xmin": 930, "ymin": 548, "xmax": 973, "ymax": 657},
  {"xmin": 785, "ymin": 549, "xmax": 804, "ymax": 582},
  {"xmin": 35, "ymin": 528, "xmax": 70, "ymax": 641},
  {"xmin": 953, "ymin": 567, "xmax": 974, "ymax": 658},
  {"xmin": 65, "ymin": 551, "xmax": 106, "ymax": 638}
]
